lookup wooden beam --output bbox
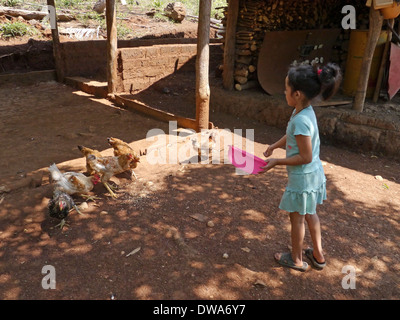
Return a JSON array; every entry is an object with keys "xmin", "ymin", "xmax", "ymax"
[
  {"xmin": 373, "ymin": 19, "xmax": 394, "ymax": 102},
  {"xmin": 46, "ymin": 0, "xmax": 64, "ymax": 82},
  {"xmin": 353, "ymin": 6, "xmax": 383, "ymax": 112},
  {"xmin": 222, "ymin": 0, "xmax": 239, "ymax": 90},
  {"xmin": 195, "ymin": 0, "xmax": 212, "ymax": 132},
  {"xmin": 106, "ymin": 0, "xmax": 118, "ymax": 96}
]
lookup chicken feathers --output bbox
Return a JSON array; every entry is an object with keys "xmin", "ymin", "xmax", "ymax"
[
  {"xmin": 48, "ymin": 163, "xmax": 100, "ymax": 196},
  {"xmin": 87, "ymin": 153, "xmax": 134, "ymax": 198},
  {"xmin": 48, "ymin": 189, "xmax": 76, "ymax": 229},
  {"xmin": 78, "ymin": 145, "xmax": 103, "ymax": 175},
  {"xmin": 107, "ymin": 137, "xmax": 140, "ymax": 179}
]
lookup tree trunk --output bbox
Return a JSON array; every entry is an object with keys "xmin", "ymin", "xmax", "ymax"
[
  {"xmin": 195, "ymin": 0, "xmax": 211, "ymax": 132},
  {"xmin": 106, "ymin": 0, "xmax": 118, "ymax": 96},
  {"xmin": 353, "ymin": 6, "xmax": 383, "ymax": 112}
]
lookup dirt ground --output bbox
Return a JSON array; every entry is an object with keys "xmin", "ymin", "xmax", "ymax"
[
  {"xmin": 1, "ymin": 9, "xmax": 400, "ymax": 301},
  {"xmin": 0, "ymin": 77, "xmax": 399, "ymax": 301}
]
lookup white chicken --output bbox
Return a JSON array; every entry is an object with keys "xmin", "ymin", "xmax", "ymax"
[{"xmin": 48, "ymin": 164, "xmax": 100, "ymax": 201}]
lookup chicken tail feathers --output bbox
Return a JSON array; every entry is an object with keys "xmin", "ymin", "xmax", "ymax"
[{"xmin": 49, "ymin": 163, "xmax": 63, "ymax": 182}]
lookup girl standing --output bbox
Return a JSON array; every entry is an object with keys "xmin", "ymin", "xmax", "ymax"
[{"xmin": 262, "ymin": 63, "xmax": 342, "ymax": 271}]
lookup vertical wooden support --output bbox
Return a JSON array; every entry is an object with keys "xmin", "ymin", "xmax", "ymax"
[
  {"xmin": 106, "ymin": 0, "xmax": 118, "ymax": 96},
  {"xmin": 47, "ymin": 0, "xmax": 64, "ymax": 82},
  {"xmin": 222, "ymin": 0, "xmax": 239, "ymax": 90},
  {"xmin": 353, "ymin": 6, "xmax": 383, "ymax": 112},
  {"xmin": 195, "ymin": 0, "xmax": 211, "ymax": 132},
  {"xmin": 373, "ymin": 19, "xmax": 394, "ymax": 102}
]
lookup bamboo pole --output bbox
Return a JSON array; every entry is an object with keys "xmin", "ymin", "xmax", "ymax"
[
  {"xmin": 353, "ymin": 6, "xmax": 383, "ymax": 112},
  {"xmin": 106, "ymin": 0, "xmax": 118, "ymax": 96},
  {"xmin": 222, "ymin": 0, "xmax": 239, "ymax": 90},
  {"xmin": 195, "ymin": 0, "xmax": 212, "ymax": 132},
  {"xmin": 46, "ymin": 0, "xmax": 64, "ymax": 82},
  {"xmin": 373, "ymin": 19, "xmax": 394, "ymax": 103}
]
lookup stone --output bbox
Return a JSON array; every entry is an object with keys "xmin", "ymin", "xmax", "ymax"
[{"xmin": 164, "ymin": 2, "xmax": 186, "ymax": 23}]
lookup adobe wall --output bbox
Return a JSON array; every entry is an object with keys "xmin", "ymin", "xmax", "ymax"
[
  {"xmin": 210, "ymin": 86, "xmax": 400, "ymax": 159},
  {"xmin": 116, "ymin": 44, "xmax": 197, "ymax": 93},
  {"xmin": 61, "ymin": 40, "xmax": 222, "ymax": 93}
]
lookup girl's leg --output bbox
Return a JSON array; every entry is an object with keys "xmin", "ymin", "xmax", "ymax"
[
  {"xmin": 275, "ymin": 212, "xmax": 305, "ymax": 267},
  {"xmin": 305, "ymin": 213, "xmax": 325, "ymax": 263},
  {"xmin": 289, "ymin": 212, "xmax": 305, "ymax": 266}
]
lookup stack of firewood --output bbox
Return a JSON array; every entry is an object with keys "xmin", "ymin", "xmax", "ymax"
[{"xmin": 220, "ymin": 0, "xmax": 369, "ymax": 90}]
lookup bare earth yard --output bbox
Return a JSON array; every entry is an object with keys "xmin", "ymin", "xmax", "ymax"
[{"xmin": 0, "ymin": 80, "xmax": 399, "ymax": 302}]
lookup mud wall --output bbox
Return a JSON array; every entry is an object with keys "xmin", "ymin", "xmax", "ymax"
[
  {"xmin": 61, "ymin": 39, "xmax": 222, "ymax": 93},
  {"xmin": 210, "ymin": 86, "xmax": 400, "ymax": 159},
  {"xmin": 116, "ymin": 44, "xmax": 197, "ymax": 93}
]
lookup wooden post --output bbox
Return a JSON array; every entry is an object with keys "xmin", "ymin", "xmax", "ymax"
[
  {"xmin": 222, "ymin": 0, "xmax": 239, "ymax": 90},
  {"xmin": 373, "ymin": 19, "xmax": 394, "ymax": 103},
  {"xmin": 353, "ymin": 6, "xmax": 383, "ymax": 112},
  {"xmin": 47, "ymin": 0, "xmax": 64, "ymax": 82},
  {"xmin": 195, "ymin": 0, "xmax": 211, "ymax": 132},
  {"xmin": 106, "ymin": 0, "xmax": 118, "ymax": 96}
]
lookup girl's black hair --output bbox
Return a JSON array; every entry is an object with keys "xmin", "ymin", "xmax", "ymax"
[{"xmin": 287, "ymin": 63, "xmax": 342, "ymax": 101}]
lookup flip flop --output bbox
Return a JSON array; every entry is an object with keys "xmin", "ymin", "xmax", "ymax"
[
  {"xmin": 305, "ymin": 248, "xmax": 326, "ymax": 269},
  {"xmin": 275, "ymin": 252, "xmax": 308, "ymax": 272}
]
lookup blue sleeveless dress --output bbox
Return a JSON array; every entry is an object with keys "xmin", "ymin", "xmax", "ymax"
[{"xmin": 279, "ymin": 106, "xmax": 327, "ymax": 215}]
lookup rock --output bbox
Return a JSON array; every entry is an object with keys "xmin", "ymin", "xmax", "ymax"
[
  {"xmin": 207, "ymin": 220, "xmax": 215, "ymax": 228},
  {"xmin": 164, "ymin": 2, "xmax": 186, "ymax": 23},
  {"xmin": 253, "ymin": 279, "xmax": 267, "ymax": 288},
  {"xmin": 222, "ymin": 253, "xmax": 229, "ymax": 259},
  {"xmin": 78, "ymin": 202, "xmax": 89, "ymax": 211},
  {"xmin": 93, "ymin": 0, "xmax": 106, "ymax": 14}
]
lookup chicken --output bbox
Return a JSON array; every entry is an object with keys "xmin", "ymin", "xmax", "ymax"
[
  {"xmin": 191, "ymin": 130, "xmax": 218, "ymax": 161},
  {"xmin": 48, "ymin": 189, "xmax": 78, "ymax": 229},
  {"xmin": 87, "ymin": 153, "xmax": 135, "ymax": 198},
  {"xmin": 48, "ymin": 163, "xmax": 100, "ymax": 200},
  {"xmin": 78, "ymin": 145, "xmax": 103, "ymax": 175},
  {"xmin": 107, "ymin": 137, "xmax": 140, "ymax": 179}
]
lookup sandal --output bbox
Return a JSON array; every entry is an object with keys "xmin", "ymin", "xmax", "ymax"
[
  {"xmin": 275, "ymin": 252, "xmax": 308, "ymax": 272},
  {"xmin": 305, "ymin": 248, "xmax": 326, "ymax": 269}
]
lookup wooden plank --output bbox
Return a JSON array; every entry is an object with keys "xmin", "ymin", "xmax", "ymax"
[{"xmin": 113, "ymin": 95, "xmax": 213, "ymax": 131}]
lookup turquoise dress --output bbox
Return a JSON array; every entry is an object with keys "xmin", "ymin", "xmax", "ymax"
[{"xmin": 279, "ymin": 106, "xmax": 327, "ymax": 215}]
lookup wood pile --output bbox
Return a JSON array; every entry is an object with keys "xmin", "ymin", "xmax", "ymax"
[{"xmin": 220, "ymin": 0, "xmax": 369, "ymax": 90}]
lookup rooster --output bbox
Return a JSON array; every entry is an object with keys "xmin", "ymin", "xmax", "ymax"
[
  {"xmin": 48, "ymin": 189, "xmax": 79, "ymax": 229},
  {"xmin": 77, "ymin": 145, "xmax": 103, "ymax": 175},
  {"xmin": 87, "ymin": 153, "xmax": 135, "ymax": 198},
  {"xmin": 48, "ymin": 163, "xmax": 100, "ymax": 201},
  {"xmin": 107, "ymin": 137, "xmax": 141, "ymax": 179}
]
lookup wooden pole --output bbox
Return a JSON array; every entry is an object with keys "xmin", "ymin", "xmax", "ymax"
[
  {"xmin": 106, "ymin": 0, "xmax": 118, "ymax": 97},
  {"xmin": 353, "ymin": 6, "xmax": 383, "ymax": 112},
  {"xmin": 373, "ymin": 19, "xmax": 394, "ymax": 103},
  {"xmin": 195, "ymin": 0, "xmax": 211, "ymax": 132},
  {"xmin": 222, "ymin": 0, "xmax": 239, "ymax": 90},
  {"xmin": 46, "ymin": 0, "xmax": 64, "ymax": 82}
]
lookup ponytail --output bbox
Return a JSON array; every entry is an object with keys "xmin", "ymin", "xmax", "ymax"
[
  {"xmin": 318, "ymin": 63, "xmax": 342, "ymax": 101},
  {"xmin": 287, "ymin": 62, "xmax": 342, "ymax": 102}
]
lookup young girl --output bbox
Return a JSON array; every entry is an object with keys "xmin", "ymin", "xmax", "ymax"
[{"xmin": 262, "ymin": 63, "xmax": 341, "ymax": 271}]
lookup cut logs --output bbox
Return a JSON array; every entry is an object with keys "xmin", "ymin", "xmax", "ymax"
[
  {"xmin": 220, "ymin": 0, "xmax": 370, "ymax": 91},
  {"xmin": 0, "ymin": 7, "xmax": 74, "ymax": 22}
]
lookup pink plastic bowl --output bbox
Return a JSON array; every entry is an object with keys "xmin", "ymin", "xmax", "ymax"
[{"xmin": 228, "ymin": 145, "xmax": 268, "ymax": 175}]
